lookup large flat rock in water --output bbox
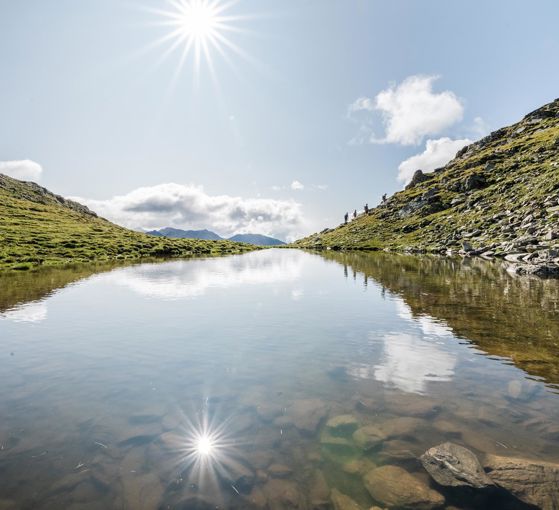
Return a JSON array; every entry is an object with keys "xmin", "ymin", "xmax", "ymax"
[
  {"xmin": 363, "ymin": 465, "xmax": 445, "ymax": 509},
  {"xmin": 420, "ymin": 442, "xmax": 494, "ymax": 489},
  {"xmin": 483, "ymin": 454, "xmax": 559, "ymax": 510}
]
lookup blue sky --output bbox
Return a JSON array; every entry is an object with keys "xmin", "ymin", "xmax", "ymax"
[{"xmin": 1, "ymin": 0, "xmax": 558, "ymax": 240}]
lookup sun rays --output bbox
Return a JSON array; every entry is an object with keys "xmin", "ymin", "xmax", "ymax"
[{"xmin": 146, "ymin": 0, "xmax": 251, "ymax": 83}]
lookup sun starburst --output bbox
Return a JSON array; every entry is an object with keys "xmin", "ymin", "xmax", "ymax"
[{"xmin": 148, "ymin": 0, "xmax": 250, "ymax": 82}]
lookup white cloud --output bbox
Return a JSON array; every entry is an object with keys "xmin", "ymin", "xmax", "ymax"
[
  {"xmin": 290, "ymin": 180, "xmax": 304, "ymax": 190},
  {"xmin": 397, "ymin": 137, "xmax": 472, "ymax": 184},
  {"xmin": 350, "ymin": 75, "xmax": 464, "ymax": 145},
  {"xmin": 70, "ymin": 183, "xmax": 304, "ymax": 241},
  {"xmin": 348, "ymin": 96, "xmax": 375, "ymax": 114},
  {"xmin": 0, "ymin": 160, "xmax": 43, "ymax": 181},
  {"xmin": 314, "ymin": 184, "xmax": 328, "ymax": 191}
]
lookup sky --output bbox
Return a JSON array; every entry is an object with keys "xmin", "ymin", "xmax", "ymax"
[{"xmin": 1, "ymin": 0, "xmax": 558, "ymax": 241}]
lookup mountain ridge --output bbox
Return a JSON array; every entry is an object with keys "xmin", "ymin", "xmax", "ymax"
[
  {"xmin": 147, "ymin": 227, "xmax": 286, "ymax": 246},
  {"xmin": 295, "ymin": 98, "xmax": 559, "ymax": 276}
]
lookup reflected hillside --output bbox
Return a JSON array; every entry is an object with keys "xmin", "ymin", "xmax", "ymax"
[
  {"xmin": 321, "ymin": 251, "xmax": 559, "ymax": 388},
  {"xmin": 0, "ymin": 263, "xmax": 122, "ymax": 314}
]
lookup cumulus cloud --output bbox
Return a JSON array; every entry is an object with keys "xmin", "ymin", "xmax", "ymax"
[
  {"xmin": 397, "ymin": 137, "xmax": 472, "ymax": 185},
  {"xmin": 0, "ymin": 160, "xmax": 43, "ymax": 181},
  {"xmin": 349, "ymin": 75, "xmax": 464, "ymax": 145},
  {"xmin": 71, "ymin": 183, "xmax": 303, "ymax": 241},
  {"xmin": 290, "ymin": 180, "xmax": 304, "ymax": 190}
]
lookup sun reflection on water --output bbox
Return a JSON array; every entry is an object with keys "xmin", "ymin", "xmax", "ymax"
[{"xmin": 161, "ymin": 400, "xmax": 254, "ymax": 503}]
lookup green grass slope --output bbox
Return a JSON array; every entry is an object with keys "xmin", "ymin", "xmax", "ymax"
[
  {"xmin": 295, "ymin": 99, "xmax": 559, "ymax": 255},
  {"xmin": 0, "ymin": 174, "xmax": 255, "ymax": 271}
]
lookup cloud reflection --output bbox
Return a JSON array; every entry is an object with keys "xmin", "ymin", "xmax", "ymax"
[
  {"xmin": 106, "ymin": 250, "xmax": 303, "ymax": 300},
  {"xmin": 0, "ymin": 300, "xmax": 48, "ymax": 323},
  {"xmin": 349, "ymin": 299, "xmax": 456, "ymax": 394}
]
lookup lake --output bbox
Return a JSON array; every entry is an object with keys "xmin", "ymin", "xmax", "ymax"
[{"xmin": 1, "ymin": 249, "xmax": 558, "ymax": 509}]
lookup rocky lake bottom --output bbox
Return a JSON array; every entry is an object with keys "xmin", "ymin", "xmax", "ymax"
[{"xmin": 0, "ymin": 249, "xmax": 558, "ymax": 509}]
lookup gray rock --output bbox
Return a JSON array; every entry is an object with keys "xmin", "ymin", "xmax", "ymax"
[
  {"xmin": 405, "ymin": 169, "xmax": 432, "ymax": 189},
  {"xmin": 484, "ymin": 454, "xmax": 559, "ymax": 510},
  {"xmin": 461, "ymin": 174, "xmax": 486, "ymax": 192},
  {"xmin": 420, "ymin": 442, "xmax": 494, "ymax": 489}
]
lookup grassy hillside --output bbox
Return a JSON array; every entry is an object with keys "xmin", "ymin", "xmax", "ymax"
[
  {"xmin": 0, "ymin": 174, "xmax": 255, "ymax": 271},
  {"xmin": 295, "ymin": 99, "xmax": 559, "ymax": 262}
]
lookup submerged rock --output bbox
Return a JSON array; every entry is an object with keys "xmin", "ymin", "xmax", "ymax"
[
  {"xmin": 320, "ymin": 430, "xmax": 356, "ymax": 456},
  {"xmin": 268, "ymin": 463, "xmax": 293, "ymax": 479},
  {"xmin": 420, "ymin": 442, "xmax": 494, "ymax": 489},
  {"xmin": 378, "ymin": 416, "xmax": 428, "ymax": 439},
  {"xmin": 330, "ymin": 488, "xmax": 364, "ymax": 510},
  {"xmin": 282, "ymin": 399, "xmax": 329, "ymax": 434},
  {"xmin": 309, "ymin": 470, "xmax": 330, "ymax": 509},
  {"xmin": 363, "ymin": 465, "xmax": 445, "ymax": 509},
  {"xmin": 483, "ymin": 454, "xmax": 559, "ymax": 510},
  {"xmin": 325, "ymin": 415, "xmax": 360, "ymax": 437},
  {"xmin": 352, "ymin": 426, "xmax": 386, "ymax": 451},
  {"xmin": 262, "ymin": 479, "xmax": 306, "ymax": 510}
]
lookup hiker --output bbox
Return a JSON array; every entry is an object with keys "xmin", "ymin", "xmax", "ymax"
[
  {"xmin": 382, "ymin": 193, "xmax": 387, "ymax": 203},
  {"xmin": 344, "ymin": 212, "xmax": 349, "ymax": 224},
  {"xmin": 353, "ymin": 209, "xmax": 357, "ymax": 219},
  {"xmin": 364, "ymin": 203, "xmax": 369, "ymax": 214}
]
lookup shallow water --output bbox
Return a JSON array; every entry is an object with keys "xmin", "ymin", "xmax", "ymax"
[{"xmin": 0, "ymin": 249, "xmax": 558, "ymax": 509}]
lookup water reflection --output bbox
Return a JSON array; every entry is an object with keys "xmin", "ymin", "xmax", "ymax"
[
  {"xmin": 330, "ymin": 250, "xmax": 559, "ymax": 389},
  {"xmin": 0, "ymin": 300, "xmax": 48, "ymax": 323},
  {"xmin": 1, "ymin": 250, "xmax": 559, "ymax": 509},
  {"xmin": 347, "ymin": 299, "xmax": 457, "ymax": 394},
  {"xmin": 102, "ymin": 250, "xmax": 303, "ymax": 300}
]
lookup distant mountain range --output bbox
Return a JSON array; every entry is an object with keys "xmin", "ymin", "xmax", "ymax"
[
  {"xmin": 147, "ymin": 228, "xmax": 286, "ymax": 246},
  {"xmin": 146, "ymin": 227, "xmax": 223, "ymax": 240}
]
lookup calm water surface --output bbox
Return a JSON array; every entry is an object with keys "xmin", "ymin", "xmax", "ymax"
[{"xmin": 1, "ymin": 249, "xmax": 559, "ymax": 509}]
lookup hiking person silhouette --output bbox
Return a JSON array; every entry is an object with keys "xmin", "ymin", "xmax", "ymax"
[
  {"xmin": 344, "ymin": 212, "xmax": 349, "ymax": 224},
  {"xmin": 353, "ymin": 209, "xmax": 357, "ymax": 219}
]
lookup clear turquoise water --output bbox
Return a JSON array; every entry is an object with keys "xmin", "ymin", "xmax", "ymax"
[{"xmin": 0, "ymin": 249, "xmax": 558, "ymax": 509}]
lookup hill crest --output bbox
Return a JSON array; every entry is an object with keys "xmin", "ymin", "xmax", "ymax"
[{"xmin": 295, "ymin": 98, "xmax": 559, "ymax": 276}]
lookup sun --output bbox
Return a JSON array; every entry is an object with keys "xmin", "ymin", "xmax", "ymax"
[
  {"xmin": 176, "ymin": 1, "xmax": 220, "ymax": 40},
  {"xmin": 148, "ymin": 0, "xmax": 250, "ymax": 81},
  {"xmin": 195, "ymin": 434, "xmax": 215, "ymax": 456}
]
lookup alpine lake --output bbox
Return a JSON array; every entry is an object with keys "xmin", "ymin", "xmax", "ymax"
[{"xmin": 1, "ymin": 249, "xmax": 558, "ymax": 510}]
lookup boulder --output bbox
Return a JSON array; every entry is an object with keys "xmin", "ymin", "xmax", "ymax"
[
  {"xmin": 483, "ymin": 454, "xmax": 559, "ymax": 510},
  {"xmin": 309, "ymin": 470, "xmax": 330, "ymax": 509},
  {"xmin": 282, "ymin": 399, "xmax": 329, "ymax": 434},
  {"xmin": 405, "ymin": 170, "xmax": 432, "ymax": 190},
  {"xmin": 420, "ymin": 442, "xmax": 494, "ymax": 489},
  {"xmin": 363, "ymin": 465, "xmax": 445, "ymax": 509},
  {"xmin": 352, "ymin": 426, "xmax": 386, "ymax": 451},
  {"xmin": 325, "ymin": 415, "xmax": 360, "ymax": 437},
  {"xmin": 262, "ymin": 479, "xmax": 306, "ymax": 510},
  {"xmin": 461, "ymin": 174, "xmax": 486, "ymax": 192},
  {"xmin": 330, "ymin": 488, "xmax": 364, "ymax": 510}
]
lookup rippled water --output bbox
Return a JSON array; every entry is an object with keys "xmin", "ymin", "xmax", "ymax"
[{"xmin": 1, "ymin": 249, "xmax": 558, "ymax": 509}]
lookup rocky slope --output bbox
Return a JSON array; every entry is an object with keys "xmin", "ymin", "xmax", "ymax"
[
  {"xmin": 0, "ymin": 174, "xmax": 255, "ymax": 270},
  {"xmin": 295, "ymin": 99, "xmax": 559, "ymax": 276}
]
